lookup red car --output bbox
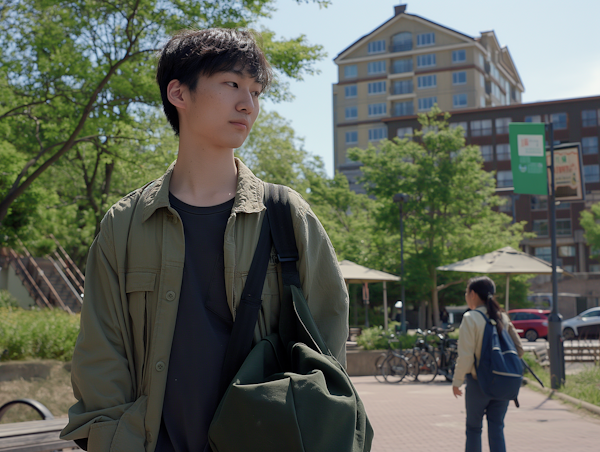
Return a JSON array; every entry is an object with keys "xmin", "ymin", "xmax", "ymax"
[{"xmin": 508, "ymin": 309, "xmax": 550, "ymax": 342}]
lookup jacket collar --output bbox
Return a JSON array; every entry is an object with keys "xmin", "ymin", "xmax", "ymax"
[{"xmin": 140, "ymin": 158, "xmax": 265, "ymax": 223}]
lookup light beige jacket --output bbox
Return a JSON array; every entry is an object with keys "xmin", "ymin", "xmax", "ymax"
[
  {"xmin": 60, "ymin": 159, "xmax": 349, "ymax": 452},
  {"xmin": 452, "ymin": 306, "xmax": 524, "ymax": 388}
]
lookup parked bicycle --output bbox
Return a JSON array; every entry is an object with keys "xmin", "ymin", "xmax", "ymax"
[
  {"xmin": 431, "ymin": 326, "xmax": 458, "ymax": 382},
  {"xmin": 374, "ymin": 333, "xmax": 410, "ymax": 384}
]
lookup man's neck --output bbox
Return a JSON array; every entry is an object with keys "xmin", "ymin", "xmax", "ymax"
[{"xmin": 169, "ymin": 140, "xmax": 238, "ymax": 207}]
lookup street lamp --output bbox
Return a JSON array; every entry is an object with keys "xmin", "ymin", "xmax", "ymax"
[{"xmin": 393, "ymin": 193, "xmax": 409, "ymax": 334}]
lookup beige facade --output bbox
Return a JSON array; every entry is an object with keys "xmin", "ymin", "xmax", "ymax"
[{"xmin": 333, "ymin": 4, "xmax": 524, "ymax": 171}]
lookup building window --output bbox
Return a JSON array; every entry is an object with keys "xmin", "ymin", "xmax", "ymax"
[
  {"xmin": 453, "ymin": 49, "xmax": 466, "ymax": 63},
  {"xmin": 452, "ymin": 71, "xmax": 467, "ymax": 85},
  {"xmin": 344, "ymin": 65, "xmax": 357, "ymax": 78},
  {"xmin": 450, "ymin": 122, "xmax": 468, "ymax": 136},
  {"xmin": 584, "ymin": 164, "xmax": 600, "ymax": 183},
  {"xmin": 368, "ymin": 81, "xmax": 387, "ymax": 95},
  {"xmin": 559, "ymin": 246, "xmax": 576, "ymax": 257},
  {"xmin": 480, "ymin": 96, "xmax": 486, "ymax": 107},
  {"xmin": 499, "ymin": 196, "xmax": 513, "ymax": 213},
  {"xmin": 534, "ymin": 246, "xmax": 551, "ymax": 262},
  {"xmin": 531, "ymin": 195, "xmax": 548, "ymax": 211},
  {"xmin": 392, "ymin": 80, "xmax": 413, "ymax": 95},
  {"xmin": 417, "ymin": 74, "xmax": 437, "ymax": 89},
  {"xmin": 368, "ymin": 103, "xmax": 387, "ymax": 117},
  {"xmin": 556, "ymin": 219, "xmax": 572, "ymax": 236},
  {"xmin": 367, "ymin": 61, "xmax": 386, "ymax": 75},
  {"xmin": 394, "ymin": 101, "xmax": 414, "ymax": 117},
  {"xmin": 496, "ymin": 144, "xmax": 511, "ymax": 161},
  {"xmin": 345, "ymin": 106, "xmax": 358, "ymax": 120},
  {"xmin": 418, "ymin": 97, "xmax": 437, "ymax": 111},
  {"xmin": 551, "ymin": 113, "xmax": 568, "ymax": 130},
  {"xmin": 417, "ymin": 32, "xmax": 435, "ymax": 47},
  {"xmin": 495, "ymin": 117, "xmax": 511, "ymax": 134},
  {"xmin": 480, "ymin": 145, "xmax": 493, "ymax": 162},
  {"xmin": 417, "ymin": 54, "xmax": 436, "ymax": 68},
  {"xmin": 556, "ymin": 201, "xmax": 570, "ymax": 210},
  {"xmin": 533, "ymin": 220, "xmax": 549, "ymax": 237},
  {"xmin": 392, "ymin": 58, "xmax": 413, "ymax": 74},
  {"xmin": 345, "ymin": 131, "xmax": 358, "ymax": 144},
  {"xmin": 582, "ymin": 136, "xmax": 598, "ymax": 155},
  {"xmin": 368, "ymin": 40, "xmax": 386, "ymax": 54},
  {"xmin": 397, "ymin": 127, "xmax": 413, "ymax": 139},
  {"xmin": 453, "ymin": 93, "xmax": 467, "ymax": 108},
  {"xmin": 471, "ymin": 119, "xmax": 492, "ymax": 136},
  {"xmin": 496, "ymin": 170, "xmax": 513, "ymax": 188},
  {"xmin": 392, "ymin": 32, "xmax": 412, "ymax": 52},
  {"xmin": 368, "ymin": 127, "xmax": 387, "ymax": 141},
  {"xmin": 345, "ymin": 85, "xmax": 357, "ymax": 98},
  {"xmin": 589, "ymin": 264, "xmax": 600, "ymax": 272},
  {"xmin": 525, "ymin": 115, "xmax": 541, "ymax": 123},
  {"xmin": 582, "ymin": 110, "xmax": 598, "ymax": 127}
]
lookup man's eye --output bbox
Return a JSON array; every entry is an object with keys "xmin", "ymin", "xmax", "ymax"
[{"xmin": 226, "ymin": 82, "xmax": 238, "ymax": 88}]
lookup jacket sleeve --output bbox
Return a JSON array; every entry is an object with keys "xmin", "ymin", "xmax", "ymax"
[
  {"xmin": 60, "ymin": 217, "xmax": 146, "ymax": 452},
  {"xmin": 506, "ymin": 316, "xmax": 525, "ymax": 358},
  {"xmin": 452, "ymin": 313, "xmax": 477, "ymax": 387},
  {"xmin": 289, "ymin": 190, "xmax": 349, "ymax": 367}
]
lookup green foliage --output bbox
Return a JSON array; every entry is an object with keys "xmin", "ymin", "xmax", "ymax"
[
  {"xmin": 356, "ymin": 323, "xmax": 417, "ymax": 350},
  {"xmin": 0, "ymin": 308, "xmax": 80, "ymax": 362},
  {"xmin": 348, "ymin": 106, "xmax": 532, "ymax": 322},
  {"xmin": 0, "ymin": 291, "xmax": 19, "ymax": 308},
  {"xmin": 0, "ymin": 0, "xmax": 328, "ymax": 229},
  {"xmin": 580, "ymin": 202, "xmax": 600, "ymax": 262}
]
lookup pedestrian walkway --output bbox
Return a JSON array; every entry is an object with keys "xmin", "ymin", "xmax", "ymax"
[{"xmin": 351, "ymin": 375, "xmax": 600, "ymax": 452}]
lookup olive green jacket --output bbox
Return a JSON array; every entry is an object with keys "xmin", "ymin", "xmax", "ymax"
[{"xmin": 60, "ymin": 159, "xmax": 349, "ymax": 452}]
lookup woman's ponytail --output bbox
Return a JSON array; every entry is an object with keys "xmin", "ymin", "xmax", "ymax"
[{"xmin": 467, "ymin": 276, "xmax": 504, "ymax": 332}]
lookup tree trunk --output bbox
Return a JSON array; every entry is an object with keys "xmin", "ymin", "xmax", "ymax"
[{"xmin": 431, "ymin": 267, "xmax": 440, "ymax": 327}]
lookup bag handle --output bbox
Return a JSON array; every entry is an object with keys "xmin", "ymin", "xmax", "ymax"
[{"xmin": 264, "ymin": 184, "xmax": 332, "ymax": 357}]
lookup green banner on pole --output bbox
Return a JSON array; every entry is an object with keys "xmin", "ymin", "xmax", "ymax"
[{"xmin": 509, "ymin": 123, "xmax": 548, "ymax": 195}]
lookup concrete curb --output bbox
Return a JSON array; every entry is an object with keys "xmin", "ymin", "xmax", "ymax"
[{"xmin": 523, "ymin": 376, "xmax": 600, "ymax": 416}]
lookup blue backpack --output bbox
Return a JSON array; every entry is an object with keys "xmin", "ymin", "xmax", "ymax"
[{"xmin": 472, "ymin": 310, "xmax": 523, "ymax": 401}]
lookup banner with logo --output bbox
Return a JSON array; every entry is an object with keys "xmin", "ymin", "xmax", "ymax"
[
  {"xmin": 509, "ymin": 123, "xmax": 548, "ymax": 195},
  {"xmin": 547, "ymin": 144, "xmax": 585, "ymax": 201}
]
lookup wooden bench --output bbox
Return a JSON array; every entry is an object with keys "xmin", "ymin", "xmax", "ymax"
[
  {"xmin": 0, "ymin": 418, "xmax": 79, "ymax": 451},
  {"xmin": 563, "ymin": 342, "xmax": 600, "ymax": 363}
]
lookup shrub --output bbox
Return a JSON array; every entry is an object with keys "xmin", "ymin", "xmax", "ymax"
[
  {"xmin": 356, "ymin": 322, "xmax": 419, "ymax": 350},
  {"xmin": 0, "ymin": 290, "xmax": 19, "ymax": 308},
  {"xmin": 0, "ymin": 307, "xmax": 80, "ymax": 361}
]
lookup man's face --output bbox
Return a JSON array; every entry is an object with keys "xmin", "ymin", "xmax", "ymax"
[{"xmin": 179, "ymin": 69, "xmax": 262, "ymax": 150}]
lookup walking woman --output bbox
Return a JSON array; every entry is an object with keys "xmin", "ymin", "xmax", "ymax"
[{"xmin": 452, "ymin": 276, "xmax": 524, "ymax": 452}]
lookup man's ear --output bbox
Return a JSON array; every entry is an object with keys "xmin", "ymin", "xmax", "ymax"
[{"xmin": 167, "ymin": 80, "xmax": 186, "ymax": 109}]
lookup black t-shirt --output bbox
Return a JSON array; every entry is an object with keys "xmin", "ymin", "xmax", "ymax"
[{"xmin": 156, "ymin": 194, "xmax": 235, "ymax": 452}]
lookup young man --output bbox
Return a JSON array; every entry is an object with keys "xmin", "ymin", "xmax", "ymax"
[{"xmin": 60, "ymin": 28, "xmax": 349, "ymax": 452}]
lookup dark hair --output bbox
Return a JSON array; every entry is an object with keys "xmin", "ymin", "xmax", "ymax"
[
  {"xmin": 467, "ymin": 276, "xmax": 503, "ymax": 332},
  {"xmin": 156, "ymin": 28, "xmax": 273, "ymax": 135}
]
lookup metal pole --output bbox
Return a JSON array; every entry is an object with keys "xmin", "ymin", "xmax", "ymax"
[
  {"xmin": 393, "ymin": 193, "xmax": 408, "ymax": 334},
  {"xmin": 547, "ymin": 122, "xmax": 565, "ymax": 389},
  {"xmin": 400, "ymin": 201, "xmax": 406, "ymax": 334}
]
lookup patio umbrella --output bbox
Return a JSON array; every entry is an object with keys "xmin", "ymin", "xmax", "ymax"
[
  {"xmin": 338, "ymin": 260, "xmax": 400, "ymax": 329},
  {"xmin": 436, "ymin": 246, "xmax": 567, "ymax": 312}
]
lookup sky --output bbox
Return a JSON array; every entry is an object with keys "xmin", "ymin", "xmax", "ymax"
[{"xmin": 258, "ymin": 0, "xmax": 600, "ymax": 177}]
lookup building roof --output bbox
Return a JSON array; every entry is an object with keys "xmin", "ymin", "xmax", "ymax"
[{"xmin": 334, "ymin": 8, "xmax": 475, "ymax": 62}]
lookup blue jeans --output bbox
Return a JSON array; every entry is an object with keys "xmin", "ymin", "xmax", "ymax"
[{"xmin": 465, "ymin": 374, "xmax": 510, "ymax": 452}]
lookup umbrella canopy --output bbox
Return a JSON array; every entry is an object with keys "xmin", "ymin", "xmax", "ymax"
[
  {"xmin": 339, "ymin": 260, "xmax": 401, "ymax": 284},
  {"xmin": 437, "ymin": 246, "xmax": 566, "ymax": 312},
  {"xmin": 437, "ymin": 246, "xmax": 564, "ymax": 275},
  {"xmin": 339, "ymin": 260, "xmax": 400, "ymax": 330}
]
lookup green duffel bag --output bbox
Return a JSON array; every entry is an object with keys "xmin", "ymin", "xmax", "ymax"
[{"xmin": 208, "ymin": 184, "xmax": 373, "ymax": 452}]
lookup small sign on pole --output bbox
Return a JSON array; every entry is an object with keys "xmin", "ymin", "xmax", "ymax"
[
  {"xmin": 509, "ymin": 123, "xmax": 548, "ymax": 195},
  {"xmin": 547, "ymin": 143, "xmax": 585, "ymax": 201}
]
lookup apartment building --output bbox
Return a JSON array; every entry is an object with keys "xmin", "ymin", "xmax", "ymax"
[
  {"xmin": 333, "ymin": 4, "xmax": 524, "ymax": 175},
  {"xmin": 384, "ymin": 95, "xmax": 600, "ymax": 274}
]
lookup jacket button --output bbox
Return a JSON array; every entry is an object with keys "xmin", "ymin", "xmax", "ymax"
[
  {"xmin": 156, "ymin": 361, "xmax": 166, "ymax": 372},
  {"xmin": 166, "ymin": 291, "xmax": 176, "ymax": 301}
]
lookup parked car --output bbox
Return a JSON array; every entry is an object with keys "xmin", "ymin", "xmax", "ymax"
[
  {"xmin": 562, "ymin": 307, "xmax": 600, "ymax": 340},
  {"xmin": 508, "ymin": 309, "xmax": 551, "ymax": 342}
]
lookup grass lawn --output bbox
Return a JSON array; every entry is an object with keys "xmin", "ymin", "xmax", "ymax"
[
  {"xmin": 0, "ymin": 360, "xmax": 76, "ymax": 424},
  {"xmin": 523, "ymin": 352, "xmax": 600, "ymax": 408}
]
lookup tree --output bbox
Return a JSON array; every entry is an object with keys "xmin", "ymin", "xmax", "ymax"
[
  {"xmin": 580, "ymin": 202, "xmax": 600, "ymax": 262},
  {"xmin": 0, "ymin": 0, "xmax": 328, "ymax": 226},
  {"xmin": 348, "ymin": 107, "xmax": 529, "ymax": 327}
]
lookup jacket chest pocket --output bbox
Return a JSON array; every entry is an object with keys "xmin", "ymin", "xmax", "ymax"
[{"xmin": 126, "ymin": 272, "xmax": 157, "ymax": 396}]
